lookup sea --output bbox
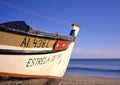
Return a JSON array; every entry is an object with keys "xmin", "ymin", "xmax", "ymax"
[{"xmin": 66, "ymin": 59, "xmax": 120, "ymax": 79}]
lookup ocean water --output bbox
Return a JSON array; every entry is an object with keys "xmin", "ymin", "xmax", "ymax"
[{"xmin": 67, "ymin": 59, "xmax": 120, "ymax": 79}]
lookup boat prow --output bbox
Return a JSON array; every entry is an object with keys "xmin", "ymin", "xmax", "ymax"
[{"xmin": 0, "ymin": 21, "xmax": 80, "ymax": 84}]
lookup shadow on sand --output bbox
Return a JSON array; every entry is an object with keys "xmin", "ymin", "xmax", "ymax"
[{"xmin": 0, "ymin": 76, "xmax": 61, "ymax": 85}]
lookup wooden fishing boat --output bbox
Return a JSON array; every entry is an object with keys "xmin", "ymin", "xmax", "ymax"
[{"xmin": 0, "ymin": 21, "xmax": 80, "ymax": 84}]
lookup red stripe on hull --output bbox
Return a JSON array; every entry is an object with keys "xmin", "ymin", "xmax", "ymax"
[{"xmin": 0, "ymin": 72, "xmax": 62, "ymax": 79}]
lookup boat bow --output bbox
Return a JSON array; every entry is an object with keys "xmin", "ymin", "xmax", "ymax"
[{"xmin": 0, "ymin": 21, "xmax": 80, "ymax": 79}]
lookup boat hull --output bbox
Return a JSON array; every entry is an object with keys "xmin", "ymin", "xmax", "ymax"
[
  {"xmin": 0, "ymin": 43, "xmax": 74, "ymax": 79},
  {"xmin": 0, "ymin": 21, "xmax": 80, "ymax": 84}
]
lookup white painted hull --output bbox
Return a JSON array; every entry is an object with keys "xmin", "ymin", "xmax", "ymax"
[
  {"xmin": 0, "ymin": 43, "xmax": 74, "ymax": 78},
  {"xmin": 0, "ymin": 21, "xmax": 80, "ymax": 79}
]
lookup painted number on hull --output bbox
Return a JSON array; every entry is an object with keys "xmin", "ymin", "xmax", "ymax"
[{"xmin": 20, "ymin": 37, "xmax": 50, "ymax": 48}]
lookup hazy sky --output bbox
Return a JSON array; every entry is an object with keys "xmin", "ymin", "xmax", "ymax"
[{"xmin": 0, "ymin": 0, "xmax": 120, "ymax": 58}]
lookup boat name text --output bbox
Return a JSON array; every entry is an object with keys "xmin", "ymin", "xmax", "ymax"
[{"xmin": 26, "ymin": 54, "xmax": 62, "ymax": 67}]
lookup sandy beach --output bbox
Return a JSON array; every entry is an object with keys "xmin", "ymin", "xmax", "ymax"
[
  {"xmin": 61, "ymin": 74, "xmax": 120, "ymax": 85},
  {"xmin": 0, "ymin": 74, "xmax": 120, "ymax": 85}
]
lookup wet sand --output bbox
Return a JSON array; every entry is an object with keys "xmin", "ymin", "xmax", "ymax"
[{"xmin": 0, "ymin": 74, "xmax": 120, "ymax": 85}]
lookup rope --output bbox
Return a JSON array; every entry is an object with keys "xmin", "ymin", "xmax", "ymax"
[{"xmin": 0, "ymin": 0, "xmax": 71, "ymax": 24}]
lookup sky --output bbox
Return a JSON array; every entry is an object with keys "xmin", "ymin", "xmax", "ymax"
[{"xmin": 0, "ymin": 0, "xmax": 120, "ymax": 58}]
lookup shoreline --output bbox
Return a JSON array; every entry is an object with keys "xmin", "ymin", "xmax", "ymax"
[{"xmin": 61, "ymin": 74, "xmax": 120, "ymax": 85}]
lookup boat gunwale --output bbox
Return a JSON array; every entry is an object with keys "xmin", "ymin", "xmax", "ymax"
[{"xmin": 0, "ymin": 25, "xmax": 73, "ymax": 42}]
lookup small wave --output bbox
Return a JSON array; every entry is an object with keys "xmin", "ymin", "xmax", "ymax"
[{"xmin": 67, "ymin": 67, "xmax": 120, "ymax": 72}]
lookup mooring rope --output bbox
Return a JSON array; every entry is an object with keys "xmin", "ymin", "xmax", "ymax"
[{"xmin": 0, "ymin": 0, "xmax": 71, "ymax": 24}]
